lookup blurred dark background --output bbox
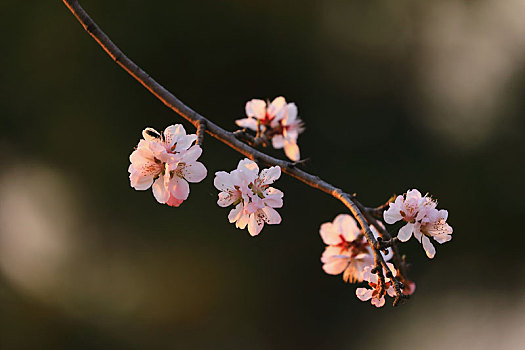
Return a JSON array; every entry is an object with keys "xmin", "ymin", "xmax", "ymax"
[{"xmin": 1, "ymin": 0, "xmax": 524, "ymax": 349}]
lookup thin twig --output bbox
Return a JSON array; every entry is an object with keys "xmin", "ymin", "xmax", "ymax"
[{"xmin": 62, "ymin": 0, "xmax": 408, "ymax": 305}]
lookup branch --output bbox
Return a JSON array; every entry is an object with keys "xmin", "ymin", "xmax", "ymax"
[{"xmin": 62, "ymin": 0, "xmax": 409, "ymax": 305}]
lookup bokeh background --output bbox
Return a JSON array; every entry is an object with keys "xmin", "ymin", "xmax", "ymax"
[{"xmin": 1, "ymin": 0, "xmax": 525, "ymax": 349}]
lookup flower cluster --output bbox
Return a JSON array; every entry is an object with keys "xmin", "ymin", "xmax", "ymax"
[
  {"xmin": 236, "ymin": 97, "xmax": 304, "ymax": 161},
  {"xmin": 384, "ymin": 189, "xmax": 453, "ymax": 258},
  {"xmin": 320, "ymin": 214, "xmax": 392, "ymax": 283},
  {"xmin": 356, "ymin": 264, "xmax": 397, "ymax": 308},
  {"xmin": 128, "ymin": 125, "xmax": 207, "ymax": 206},
  {"xmin": 214, "ymin": 159, "xmax": 283, "ymax": 236},
  {"xmin": 127, "ymin": 105, "xmax": 452, "ymax": 309}
]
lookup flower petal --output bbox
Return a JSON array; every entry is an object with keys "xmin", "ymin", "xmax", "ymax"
[
  {"xmin": 181, "ymin": 145, "xmax": 203, "ymax": 163},
  {"xmin": 164, "ymin": 124, "xmax": 185, "ymax": 149},
  {"xmin": 262, "ymin": 207, "xmax": 281, "ymax": 224},
  {"xmin": 174, "ymin": 134, "xmax": 197, "ymax": 152},
  {"xmin": 237, "ymin": 158, "xmax": 259, "ymax": 181},
  {"xmin": 319, "ymin": 222, "xmax": 341, "ymax": 245},
  {"xmin": 228, "ymin": 203, "xmax": 243, "ymax": 223},
  {"xmin": 397, "ymin": 223, "xmax": 414, "ymax": 242},
  {"xmin": 267, "ymin": 96, "xmax": 286, "ymax": 117},
  {"xmin": 259, "ymin": 166, "xmax": 281, "ymax": 185},
  {"xmin": 169, "ymin": 177, "xmax": 190, "ymax": 200},
  {"xmin": 371, "ymin": 296, "xmax": 385, "ymax": 308},
  {"xmin": 248, "ymin": 213, "xmax": 264, "ymax": 236},
  {"xmin": 271, "ymin": 135, "xmax": 285, "ymax": 149},
  {"xmin": 284, "ymin": 141, "xmax": 300, "ymax": 162},
  {"xmin": 383, "ymin": 200, "xmax": 403, "ymax": 224},
  {"xmin": 183, "ymin": 162, "xmax": 207, "ymax": 183},
  {"xmin": 336, "ymin": 214, "xmax": 360, "ymax": 242},
  {"xmin": 245, "ymin": 99, "xmax": 267, "ymax": 120},
  {"xmin": 152, "ymin": 175, "xmax": 169, "ymax": 204},
  {"xmin": 422, "ymin": 235, "xmax": 436, "ymax": 259},
  {"xmin": 214, "ymin": 171, "xmax": 234, "ymax": 191},
  {"xmin": 235, "ymin": 118, "xmax": 258, "ymax": 131},
  {"xmin": 356, "ymin": 288, "xmax": 373, "ymax": 301},
  {"xmin": 166, "ymin": 195, "xmax": 184, "ymax": 207}
]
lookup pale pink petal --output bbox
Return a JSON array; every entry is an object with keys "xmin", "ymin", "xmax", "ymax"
[
  {"xmin": 356, "ymin": 288, "xmax": 373, "ymax": 301},
  {"xmin": 323, "ymin": 258, "xmax": 349, "ymax": 275},
  {"xmin": 262, "ymin": 191, "xmax": 283, "ymax": 208},
  {"xmin": 245, "ymin": 99, "xmax": 267, "ymax": 120},
  {"xmin": 182, "ymin": 162, "xmax": 207, "ymax": 183},
  {"xmin": 174, "ymin": 134, "xmax": 197, "ymax": 152},
  {"xmin": 166, "ymin": 195, "xmax": 184, "ymax": 207},
  {"xmin": 371, "ymin": 296, "xmax": 385, "ymax": 308},
  {"xmin": 248, "ymin": 213, "xmax": 264, "ymax": 236},
  {"xmin": 397, "ymin": 223, "xmax": 414, "ymax": 242},
  {"xmin": 218, "ymin": 192, "xmax": 235, "ymax": 207},
  {"xmin": 235, "ymin": 118, "xmax": 258, "ymax": 131},
  {"xmin": 319, "ymin": 222, "xmax": 341, "ymax": 245},
  {"xmin": 283, "ymin": 141, "xmax": 300, "ymax": 162},
  {"xmin": 259, "ymin": 166, "xmax": 281, "ymax": 185},
  {"xmin": 267, "ymin": 96, "xmax": 286, "ymax": 117},
  {"xmin": 129, "ymin": 145, "xmax": 154, "ymax": 165},
  {"xmin": 181, "ymin": 145, "xmax": 203, "ymax": 163},
  {"xmin": 336, "ymin": 214, "xmax": 361, "ymax": 242},
  {"xmin": 284, "ymin": 103, "xmax": 298, "ymax": 121},
  {"xmin": 434, "ymin": 232, "xmax": 452, "ymax": 244},
  {"xmin": 321, "ymin": 246, "xmax": 350, "ymax": 263},
  {"xmin": 236, "ymin": 212, "xmax": 249, "ymax": 229},
  {"xmin": 228, "ymin": 203, "xmax": 243, "ymax": 223},
  {"xmin": 163, "ymin": 124, "xmax": 185, "ymax": 149},
  {"xmin": 237, "ymin": 158, "xmax": 259, "ymax": 180},
  {"xmin": 413, "ymin": 225, "xmax": 423, "ymax": 243},
  {"xmin": 152, "ymin": 175, "xmax": 169, "ymax": 204},
  {"xmin": 169, "ymin": 177, "xmax": 190, "ymax": 200},
  {"xmin": 422, "ymin": 235, "xmax": 436, "ymax": 259},
  {"xmin": 271, "ymin": 135, "xmax": 286, "ymax": 149},
  {"xmin": 262, "ymin": 207, "xmax": 281, "ymax": 224},
  {"xmin": 406, "ymin": 189, "xmax": 422, "ymax": 201},
  {"xmin": 129, "ymin": 171, "xmax": 155, "ymax": 190},
  {"xmin": 214, "ymin": 171, "xmax": 234, "ymax": 191},
  {"xmin": 383, "ymin": 201, "xmax": 403, "ymax": 224}
]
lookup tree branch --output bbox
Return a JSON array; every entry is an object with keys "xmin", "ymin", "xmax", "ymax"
[{"xmin": 62, "ymin": 0, "xmax": 409, "ymax": 306}]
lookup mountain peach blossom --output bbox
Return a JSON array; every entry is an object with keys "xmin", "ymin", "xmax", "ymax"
[
  {"xmin": 414, "ymin": 208, "xmax": 453, "ymax": 258},
  {"xmin": 320, "ymin": 214, "xmax": 391, "ymax": 283},
  {"xmin": 214, "ymin": 159, "xmax": 283, "ymax": 236},
  {"xmin": 355, "ymin": 264, "xmax": 397, "ymax": 308},
  {"xmin": 235, "ymin": 97, "xmax": 304, "ymax": 161},
  {"xmin": 128, "ymin": 125, "xmax": 207, "ymax": 206},
  {"xmin": 383, "ymin": 189, "xmax": 452, "ymax": 258}
]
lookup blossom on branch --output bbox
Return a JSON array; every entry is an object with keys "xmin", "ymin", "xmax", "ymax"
[
  {"xmin": 236, "ymin": 97, "xmax": 304, "ymax": 161},
  {"xmin": 356, "ymin": 264, "xmax": 397, "ymax": 308},
  {"xmin": 319, "ymin": 214, "xmax": 392, "ymax": 283},
  {"xmin": 128, "ymin": 125, "xmax": 207, "ymax": 206},
  {"xmin": 383, "ymin": 189, "xmax": 453, "ymax": 258},
  {"xmin": 214, "ymin": 159, "xmax": 283, "ymax": 236}
]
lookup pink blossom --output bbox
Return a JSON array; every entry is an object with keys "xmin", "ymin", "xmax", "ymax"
[
  {"xmin": 319, "ymin": 214, "xmax": 391, "ymax": 283},
  {"xmin": 214, "ymin": 159, "xmax": 283, "ymax": 236},
  {"xmin": 383, "ymin": 189, "xmax": 435, "ymax": 242},
  {"xmin": 355, "ymin": 264, "xmax": 397, "ymax": 308},
  {"xmin": 128, "ymin": 125, "xmax": 207, "ymax": 206},
  {"xmin": 414, "ymin": 208, "xmax": 453, "ymax": 258},
  {"xmin": 235, "ymin": 97, "xmax": 304, "ymax": 161},
  {"xmin": 383, "ymin": 189, "xmax": 452, "ymax": 258}
]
